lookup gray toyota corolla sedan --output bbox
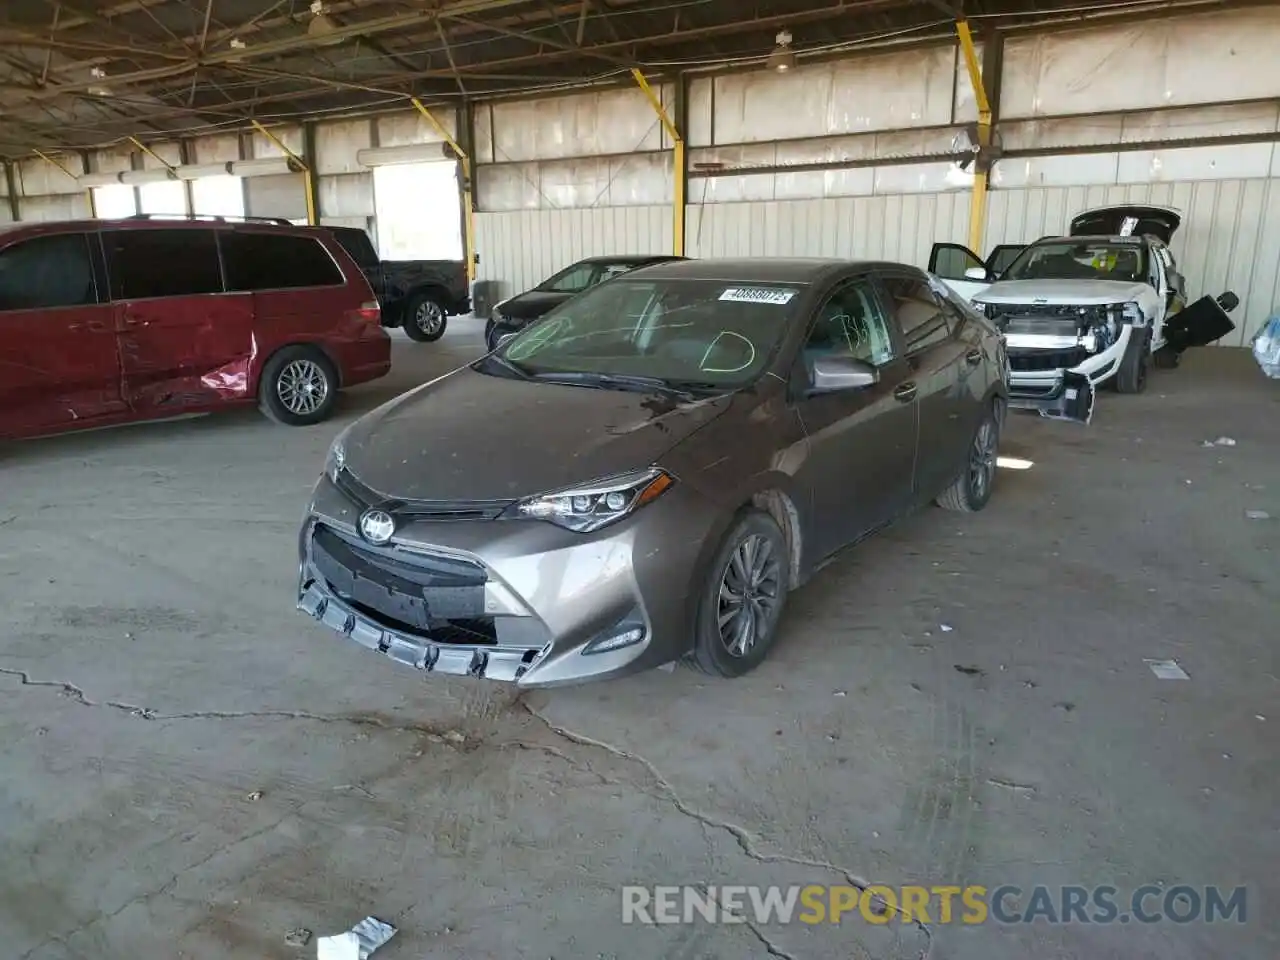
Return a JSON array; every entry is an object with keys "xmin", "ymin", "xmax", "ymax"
[{"xmin": 297, "ymin": 258, "xmax": 1009, "ymax": 686}]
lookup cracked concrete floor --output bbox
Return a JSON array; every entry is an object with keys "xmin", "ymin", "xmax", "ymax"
[{"xmin": 2, "ymin": 324, "xmax": 1277, "ymax": 960}]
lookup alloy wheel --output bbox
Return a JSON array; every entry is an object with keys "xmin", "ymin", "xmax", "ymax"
[
  {"xmin": 970, "ymin": 418, "xmax": 998, "ymax": 502},
  {"xmin": 416, "ymin": 300, "xmax": 444, "ymax": 336},
  {"xmin": 277, "ymin": 359, "xmax": 329, "ymax": 415},
  {"xmin": 717, "ymin": 534, "xmax": 783, "ymax": 657}
]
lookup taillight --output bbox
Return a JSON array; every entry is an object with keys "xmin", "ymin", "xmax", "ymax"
[{"xmin": 350, "ymin": 300, "xmax": 381, "ymax": 325}]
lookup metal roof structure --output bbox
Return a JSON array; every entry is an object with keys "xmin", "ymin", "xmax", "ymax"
[{"xmin": 0, "ymin": 0, "xmax": 1247, "ymax": 154}]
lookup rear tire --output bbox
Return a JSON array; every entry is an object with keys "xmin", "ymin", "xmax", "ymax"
[
  {"xmin": 402, "ymin": 292, "xmax": 448, "ymax": 342},
  {"xmin": 688, "ymin": 510, "xmax": 790, "ymax": 678},
  {"xmin": 937, "ymin": 407, "xmax": 999, "ymax": 513},
  {"xmin": 258, "ymin": 345, "xmax": 339, "ymax": 426},
  {"xmin": 1113, "ymin": 328, "xmax": 1150, "ymax": 393}
]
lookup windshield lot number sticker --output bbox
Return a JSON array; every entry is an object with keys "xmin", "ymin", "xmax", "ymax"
[{"xmin": 720, "ymin": 287, "xmax": 796, "ymax": 305}]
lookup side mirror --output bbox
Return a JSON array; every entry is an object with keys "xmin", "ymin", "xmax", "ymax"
[
  {"xmin": 1217, "ymin": 291, "xmax": 1240, "ymax": 314},
  {"xmin": 964, "ymin": 266, "xmax": 990, "ymax": 281},
  {"xmin": 811, "ymin": 355, "xmax": 878, "ymax": 393}
]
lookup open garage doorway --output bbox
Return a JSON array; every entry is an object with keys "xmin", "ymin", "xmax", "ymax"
[
  {"xmin": 372, "ymin": 160, "xmax": 462, "ymax": 261},
  {"xmin": 191, "ymin": 175, "xmax": 245, "ymax": 218}
]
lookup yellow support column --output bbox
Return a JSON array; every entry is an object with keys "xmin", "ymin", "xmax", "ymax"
[
  {"xmin": 250, "ymin": 120, "xmax": 317, "ymax": 225},
  {"xmin": 34, "ymin": 148, "xmax": 94, "ymax": 217},
  {"xmin": 410, "ymin": 97, "xmax": 477, "ymax": 284},
  {"xmin": 631, "ymin": 68, "xmax": 685, "ymax": 257},
  {"xmin": 956, "ymin": 20, "xmax": 992, "ymax": 254}
]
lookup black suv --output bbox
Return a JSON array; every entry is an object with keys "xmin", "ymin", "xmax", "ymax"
[{"xmin": 326, "ymin": 226, "xmax": 470, "ymax": 342}]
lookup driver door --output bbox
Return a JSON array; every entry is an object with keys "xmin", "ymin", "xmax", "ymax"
[
  {"xmin": 790, "ymin": 276, "xmax": 917, "ymax": 560},
  {"xmin": 928, "ymin": 242, "xmax": 1027, "ymax": 300}
]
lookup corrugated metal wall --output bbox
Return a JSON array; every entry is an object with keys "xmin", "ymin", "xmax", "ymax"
[
  {"xmin": 474, "ymin": 206, "xmax": 671, "ymax": 299},
  {"xmin": 686, "ymin": 193, "xmax": 971, "ymax": 265},
  {"xmin": 987, "ymin": 180, "xmax": 1280, "ymax": 345}
]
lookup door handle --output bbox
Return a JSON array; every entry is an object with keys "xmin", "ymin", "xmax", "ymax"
[
  {"xmin": 965, "ymin": 348, "xmax": 983, "ymax": 366},
  {"xmin": 68, "ymin": 321, "xmax": 108, "ymax": 333},
  {"xmin": 894, "ymin": 382, "xmax": 918, "ymax": 403}
]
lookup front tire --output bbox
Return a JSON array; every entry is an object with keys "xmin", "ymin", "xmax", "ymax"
[
  {"xmin": 1113, "ymin": 328, "xmax": 1150, "ymax": 393},
  {"xmin": 402, "ymin": 292, "xmax": 447, "ymax": 342},
  {"xmin": 258, "ymin": 345, "xmax": 338, "ymax": 426},
  {"xmin": 937, "ymin": 407, "xmax": 999, "ymax": 513},
  {"xmin": 1152, "ymin": 345, "xmax": 1181, "ymax": 369},
  {"xmin": 688, "ymin": 510, "xmax": 790, "ymax": 678}
]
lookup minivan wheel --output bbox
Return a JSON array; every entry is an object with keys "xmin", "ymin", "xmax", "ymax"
[
  {"xmin": 688, "ymin": 510, "xmax": 790, "ymax": 678},
  {"xmin": 937, "ymin": 408, "xmax": 999, "ymax": 513},
  {"xmin": 259, "ymin": 346, "xmax": 339, "ymax": 426},
  {"xmin": 403, "ymin": 293, "xmax": 447, "ymax": 342}
]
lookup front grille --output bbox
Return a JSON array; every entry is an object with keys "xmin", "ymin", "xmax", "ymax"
[
  {"xmin": 335, "ymin": 467, "xmax": 512, "ymax": 521},
  {"xmin": 986, "ymin": 302, "xmax": 1109, "ymax": 325},
  {"xmin": 309, "ymin": 523, "xmax": 489, "ymax": 637},
  {"xmin": 1008, "ymin": 347, "xmax": 1090, "ymax": 372}
]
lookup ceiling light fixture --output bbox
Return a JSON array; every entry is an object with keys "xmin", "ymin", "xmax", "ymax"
[
  {"xmin": 766, "ymin": 29, "xmax": 797, "ymax": 73},
  {"xmin": 307, "ymin": 1, "xmax": 344, "ymax": 46}
]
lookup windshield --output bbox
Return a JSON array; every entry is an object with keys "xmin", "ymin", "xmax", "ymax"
[
  {"xmin": 1002, "ymin": 241, "xmax": 1146, "ymax": 283},
  {"xmin": 492, "ymin": 277, "xmax": 804, "ymax": 388}
]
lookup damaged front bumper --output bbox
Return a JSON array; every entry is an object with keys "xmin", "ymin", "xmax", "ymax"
[
  {"xmin": 1002, "ymin": 323, "xmax": 1134, "ymax": 424},
  {"xmin": 295, "ymin": 473, "xmax": 715, "ymax": 687},
  {"xmin": 1007, "ymin": 369, "xmax": 1096, "ymax": 423}
]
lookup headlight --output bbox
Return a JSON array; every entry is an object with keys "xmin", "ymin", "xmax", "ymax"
[
  {"xmin": 325, "ymin": 426, "xmax": 351, "ymax": 482},
  {"xmin": 513, "ymin": 468, "xmax": 675, "ymax": 533}
]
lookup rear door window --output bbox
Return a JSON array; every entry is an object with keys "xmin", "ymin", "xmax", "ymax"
[
  {"xmin": 880, "ymin": 275, "xmax": 954, "ymax": 353},
  {"xmin": 103, "ymin": 228, "xmax": 223, "ymax": 300},
  {"xmin": 221, "ymin": 232, "xmax": 345, "ymax": 291},
  {"xmin": 0, "ymin": 233, "xmax": 99, "ymax": 311}
]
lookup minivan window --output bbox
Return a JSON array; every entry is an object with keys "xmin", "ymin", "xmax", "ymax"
[
  {"xmin": 330, "ymin": 229, "xmax": 379, "ymax": 269},
  {"xmin": 221, "ymin": 232, "xmax": 345, "ymax": 291},
  {"xmin": 104, "ymin": 228, "xmax": 222, "ymax": 300},
  {"xmin": 0, "ymin": 233, "xmax": 98, "ymax": 311}
]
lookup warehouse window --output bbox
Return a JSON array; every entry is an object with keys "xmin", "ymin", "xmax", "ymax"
[
  {"xmin": 220, "ymin": 232, "xmax": 344, "ymax": 291},
  {"xmin": 103, "ymin": 228, "xmax": 222, "ymax": 300},
  {"xmin": 191, "ymin": 175, "xmax": 245, "ymax": 218},
  {"xmin": 138, "ymin": 180, "xmax": 187, "ymax": 216},
  {"xmin": 93, "ymin": 184, "xmax": 136, "ymax": 219},
  {"xmin": 0, "ymin": 233, "xmax": 98, "ymax": 311}
]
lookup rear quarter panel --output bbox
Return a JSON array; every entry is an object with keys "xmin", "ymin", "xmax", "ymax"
[{"xmin": 249, "ymin": 235, "xmax": 389, "ymax": 391}]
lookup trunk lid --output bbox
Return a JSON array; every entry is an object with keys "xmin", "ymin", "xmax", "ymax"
[{"xmin": 1069, "ymin": 205, "xmax": 1181, "ymax": 243}]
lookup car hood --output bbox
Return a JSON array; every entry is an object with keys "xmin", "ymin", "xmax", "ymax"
[
  {"xmin": 496, "ymin": 290, "xmax": 573, "ymax": 321},
  {"xmin": 342, "ymin": 367, "xmax": 731, "ymax": 501},
  {"xmin": 974, "ymin": 279, "xmax": 1149, "ymax": 306}
]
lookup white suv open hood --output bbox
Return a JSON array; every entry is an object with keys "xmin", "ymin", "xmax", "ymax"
[{"xmin": 973, "ymin": 279, "xmax": 1149, "ymax": 306}]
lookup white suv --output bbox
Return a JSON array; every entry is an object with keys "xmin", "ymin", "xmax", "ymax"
[{"xmin": 930, "ymin": 205, "xmax": 1237, "ymax": 421}]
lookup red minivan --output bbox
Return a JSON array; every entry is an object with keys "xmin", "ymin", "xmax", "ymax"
[{"xmin": 0, "ymin": 216, "xmax": 391, "ymax": 441}]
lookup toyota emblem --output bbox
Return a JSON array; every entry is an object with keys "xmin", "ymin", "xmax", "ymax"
[{"xmin": 359, "ymin": 509, "xmax": 395, "ymax": 545}]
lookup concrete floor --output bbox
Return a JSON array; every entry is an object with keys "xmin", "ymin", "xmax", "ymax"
[{"xmin": 2, "ymin": 322, "xmax": 1276, "ymax": 960}]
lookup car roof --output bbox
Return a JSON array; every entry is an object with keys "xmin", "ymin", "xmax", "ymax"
[
  {"xmin": 575, "ymin": 254, "xmax": 685, "ymax": 266},
  {"xmin": 625, "ymin": 257, "xmax": 901, "ymax": 284},
  {"xmin": 0, "ymin": 216, "xmax": 319, "ymax": 241}
]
